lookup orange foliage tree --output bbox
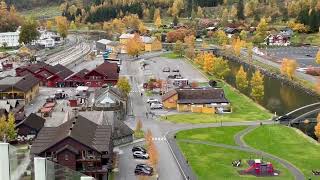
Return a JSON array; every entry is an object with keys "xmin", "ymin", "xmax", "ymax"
[
  {"xmin": 315, "ymin": 113, "xmax": 320, "ymax": 142},
  {"xmin": 126, "ymin": 34, "xmax": 144, "ymax": 58}
]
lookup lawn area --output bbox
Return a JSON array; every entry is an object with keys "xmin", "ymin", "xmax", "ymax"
[
  {"xmin": 244, "ymin": 125, "xmax": 320, "ymax": 177},
  {"xmin": 164, "ymin": 81, "xmax": 272, "ymax": 123},
  {"xmin": 291, "ymin": 33, "xmax": 320, "ymax": 46},
  {"xmin": 176, "ymin": 126, "xmax": 248, "ymax": 146},
  {"xmin": 161, "ymin": 52, "xmax": 181, "ymax": 59},
  {"xmin": 178, "ymin": 142, "xmax": 294, "ymax": 180},
  {"xmin": 21, "ymin": 5, "xmax": 61, "ymax": 19}
]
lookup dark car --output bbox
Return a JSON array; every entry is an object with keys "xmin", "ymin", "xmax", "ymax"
[
  {"xmin": 162, "ymin": 67, "xmax": 170, "ymax": 72},
  {"xmin": 134, "ymin": 167, "xmax": 153, "ymax": 176},
  {"xmin": 136, "ymin": 164, "xmax": 153, "ymax": 172},
  {"xmin": 275, "ymin": 115, "xmax": 292, "ymax": 121},
  {"xmin": 172, "ymin": 69, "xmax": 179, "ymax": 72},
  {"xmin": 132, "ymin": 146, "xmax": 146, "ymax": 153}
]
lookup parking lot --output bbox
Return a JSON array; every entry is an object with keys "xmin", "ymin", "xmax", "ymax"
[
  {"xmin": 142, "ymin": 56, "xmax": 208, "ymax": 83},
  {"xmin": 264, "ymin": 46, "xmax": 319, "ymax": 67}
]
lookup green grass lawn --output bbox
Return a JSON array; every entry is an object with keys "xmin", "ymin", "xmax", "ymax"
[
  {"xmin": 176, "ymin": 126, "xmax": 248, "ymax": 146},
  {"xmin": 291, "ymin": 33, "xmax": 320, "ymax": 46},
  {"xmin": 178, "ymin": 142, "xmax": 294, "ymax": 180},
  {"xmin": 21, "ymin": 5, "xmax": 61, "ymax": 19},
  {"xmin": 161, "ymin": 52, "xmax": 181, "ymax": 59},
  {"xmin": 244, "ymin": 125, "xmax": 320, "ymax": 177},
  {"xmin": 164, "ymin": 81, "xmax": 272, "ymax": 123}
]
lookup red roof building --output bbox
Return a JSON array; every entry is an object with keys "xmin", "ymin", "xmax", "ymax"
[{"xmin": 83, "ymin": 62, "xmax": 119, "ymax": 87}]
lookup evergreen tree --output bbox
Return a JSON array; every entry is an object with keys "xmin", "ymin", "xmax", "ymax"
[
  {"xmin": 173, "ymin": 16, "xmax": 179, "ymax": 26},
  {"xmin": 237, "ymin": 0, "xmax": 245, "ymax": 20}
]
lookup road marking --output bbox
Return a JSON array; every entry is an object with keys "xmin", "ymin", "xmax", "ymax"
[{"xmin": 152, "ymin": 137, "xmax": 167, "ymax": 141}]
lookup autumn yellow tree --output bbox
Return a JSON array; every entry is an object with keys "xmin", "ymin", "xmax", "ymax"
[
  {"xmin": 126, "ymin": 34, "xmax": 144, "ymax": 58},
  {"xmin": 247, "ymin": 42, "xmax": 254, "ymax": 62},
  {"xmin": 281, "ymin": 58, "xmax": 298, "ymax": 79},
  {"xmin": 232, "ymin": 37, "xmax": 245, "ymax": 56},
  {"xmin": 46, "ymin": 20, "xmax": 53, "ymax": 31},
  {"xmin": 174, "ymin": 40, "xmax": 184, "ymax": 57},
  {"xmin": 194, "ymin": 52, "xmax": 205, "ymax": 66},
  {"xmin": 212, "ymin": 57, "xmax": 230, "ymax": 79},
  {"xmin": 250, "ymin": 70, "xmax": 264, "ymax": 101},
  {"xmin": 315, "ymin": 113, "xmax": 320, "ymax": 142},
  {"xmin": 0, "ymin": 113, "xmax": 17, "ymax": 141},
  {"xmin": 197, "ymin": 6, "xmax": 204, "ymax": 18},
  {"xmin": 55, "ymin": 16, "xmax": 69, "ymax": 39},
  {"xmin": 316, "ymin": 50, "xmax": 320, "ymax": 64},
  {"xmin": 254, "ymin": 17, "xmax": 268, "ymax": 43},
  {"xmin": 216, "ymin": 30, "xmax": 228, "ymax": 46},
  {"xmin": 116, "ymin": 77, "xmax": 131, "ymax": 95},
  {"xmin": 203, "ymin": 52, "xmax": 215, "ymax": 73},
  {"xmin": 154, "ymin": 14, "xmax": 162, "ymax": 28},
  {"xmin": 236, "ymin": 66, "xmax": 249, "ymax": 91}
]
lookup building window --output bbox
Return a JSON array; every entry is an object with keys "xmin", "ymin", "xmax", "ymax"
[{"xmin": 65, "ymin": 154, "xmax": 69, "ymax": 161}]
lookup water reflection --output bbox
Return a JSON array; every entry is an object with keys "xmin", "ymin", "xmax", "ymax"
[{"xmin": 224, "ymin": 61, "xmax": 320, "ymax": 115}]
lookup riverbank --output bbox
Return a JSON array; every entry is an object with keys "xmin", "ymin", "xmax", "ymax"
[{"xmin": 213, "ymin": 48, "xmax": 320, "ymax": 98}]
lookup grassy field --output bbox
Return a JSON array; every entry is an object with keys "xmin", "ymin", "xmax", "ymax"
[
  {"xmin": 164, "ymin": 81, "xmax": 272, "ymax": 123},
  {"xmin": 244, "ymin": 125, "xmax": 320, "ymax": 177},
  {"xmin": 178, "ymin": 142, "xmax": 294, "ymax": 180},
  {"xmin": 161, "ymin": 52, "xmax": 181, "ymax": 59},
  {"xmin": 176, "ymin": 126, "xmax": 248, "ymax": 146},
  {"xmin": 291, "ymin": 33, "xmax": 320, "ymax": 46},
  {"xmin": 21, "ymin": 5, "xmax": 61, "ymax": 19}
]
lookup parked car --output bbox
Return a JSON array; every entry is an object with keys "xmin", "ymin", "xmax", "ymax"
[
  {"xmin": 135, "ymin": 167, "xmax": 153, "ymax": 176},
  {"xmin": 275, "ymin": 115, "xmax": 292, "ymax": 121},
  {"xmin": 132, "ymin": 146, "xmax": 146, "ymax": 153},
  {"xmin": 172, "ymin": 68, "xmax": 179, "ymax": 72},
  {"xmin": 147, "ymin": 98, "xmax": 160, "ymax": 104},
  {"xmin": 136, "ymin": 164, "xmax": 153, "ymax": 172},
  {"xmin": 162, "ymin": 67, "xmax": 170, "ymax": 72},
  {"xmin": 168, "ymin": 74, "xmax": 183, "ymax": 79},
  {"xmin": 133, "ymin": 151, "xmax": 149, "ymax": 159},
  {"xmin": 150, "ymin": 103, "xmax": 163, "ymax": 109}
]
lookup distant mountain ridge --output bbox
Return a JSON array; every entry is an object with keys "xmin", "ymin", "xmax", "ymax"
[{"xmin": 4, "ymin": 0, "xmax": 63, "ymax": 10}]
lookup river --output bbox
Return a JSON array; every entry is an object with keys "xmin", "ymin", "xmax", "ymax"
[{"xmin": 225, "ymin": 60, "xmax": 320, "ymax": 115}]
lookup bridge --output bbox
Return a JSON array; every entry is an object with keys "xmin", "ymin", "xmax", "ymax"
[{"xmin": 277, "ymin": 102, "xmax": 320, "ymax": 125}]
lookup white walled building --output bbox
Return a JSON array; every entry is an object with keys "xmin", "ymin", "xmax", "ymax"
[{"xmin": 0, "ymin": 31, "xmax": 20, "ymax": 47}]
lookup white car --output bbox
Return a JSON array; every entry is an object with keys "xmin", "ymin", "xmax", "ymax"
[
  {"xmin": 150, "ymin": 103, "xmax": 163, "ymax": 109},
  {"xmin": 133, "ymin": 151, "xmax": 149, "ymax": 159},
  {"xmin": 147, "ymin": 98, "xmax": 160, "ymax": 104}
]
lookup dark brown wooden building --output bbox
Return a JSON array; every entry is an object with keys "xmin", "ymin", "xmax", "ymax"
[
  {"xmin": 16, "ymin": 113, "xmax": 45, "ymax": 137},
  {"xmin": 31, "ymin": 115, "xmax": 113, "ymax": 180}
]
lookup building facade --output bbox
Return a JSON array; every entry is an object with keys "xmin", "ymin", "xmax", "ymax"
[{"xmin": 0, "ymin": 31, "xmax": 20, "ymax": 47}]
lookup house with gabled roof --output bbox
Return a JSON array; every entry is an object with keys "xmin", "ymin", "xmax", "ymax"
[
  {"xmin": 16, "ymin": 113, "xmax": 45, "ymax": 138},
  {"xmin": 162, "ymin": 87, "xmax": 230, "ymax": 113},
  {"xmin": 31, "ymin": 114, "xmax": 113, "ymax": 180},
  {"xmin": 0, "ymin": 75, "xmax": 40, "ymax": 103},
  {"xmin": 83, "ymin": 62, "xmax": 119, "ymax": 87}
]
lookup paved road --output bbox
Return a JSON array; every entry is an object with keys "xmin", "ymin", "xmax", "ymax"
[
  {"xmin": 116, "ymin": 53, "xmax": 184, "ymax": 180},
  {"xmin": 241, "ymin": 49, "xmax": 318, "ymax": 83}
]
